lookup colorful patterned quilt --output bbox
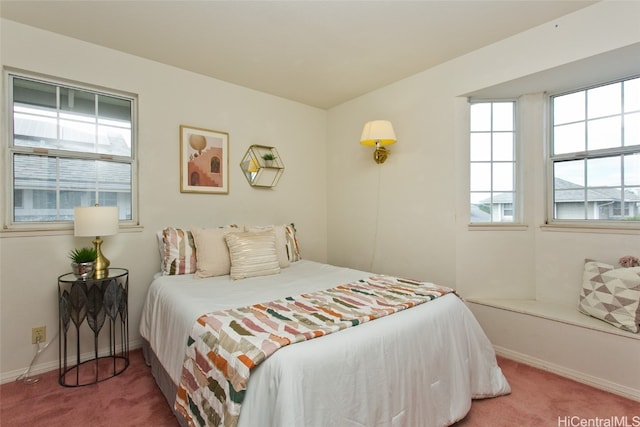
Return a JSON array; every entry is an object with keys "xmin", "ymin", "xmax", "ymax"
[{"xmin": 175, "ymin": 275, "xmax": 455, "ymax": 427}]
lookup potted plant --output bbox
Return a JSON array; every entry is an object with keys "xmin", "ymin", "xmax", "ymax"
[
  {"xmin": 69, "ymin": 247, "xmax": 97, "ymax": 279},
  {"xmin": 262, "ymin": 153, "xmax": 277, "ymax": 166}
]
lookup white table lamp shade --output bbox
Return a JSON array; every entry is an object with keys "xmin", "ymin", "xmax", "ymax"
[{"xmin": 74, "ymin": 206, "xmax": 119, "ymax": 237}]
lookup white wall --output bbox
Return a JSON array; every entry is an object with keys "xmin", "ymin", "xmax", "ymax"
[
  {"xmin": 327, "ymin": 1, "xmax": 640, "ymax": 302},
  {"xmin": 0, "ymin": 19, "xmax": 328, "ymax": 380}
]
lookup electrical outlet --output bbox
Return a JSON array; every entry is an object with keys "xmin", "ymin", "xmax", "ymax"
[{"xmin": 32, "ymin": 326, "xmax": 46, "ymax": 344}]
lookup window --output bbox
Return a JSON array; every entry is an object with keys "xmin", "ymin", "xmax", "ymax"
[
  {"xmin": 6, "ymin": 72, "xmax": 137, "ymax": 227},
  {"xmin": 550, "ymin": 76, "xmax": 640, "ymax": 224},
  {"xmin": 469, "ymin": 101, "xmax": 517, "ymax": 223}
]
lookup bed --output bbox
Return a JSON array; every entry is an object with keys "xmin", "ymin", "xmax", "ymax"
[{"xmin": 139, "ymin": 225, "xmax": 510, "ymax": 427}]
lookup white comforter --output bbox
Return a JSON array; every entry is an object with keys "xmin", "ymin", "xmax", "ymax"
[{"xmin": 139, "ymin": 260, "xmax": 510, "ymax": 427}]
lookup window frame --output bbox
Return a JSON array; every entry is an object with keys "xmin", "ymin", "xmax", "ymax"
[
  {"xmin": 3, "ymin": 69, "xmax": 139, "ymax": 232},
  {"xmin": 469, "ymin": 98, "xmax": 522, "ymax": 226},
  {"xmin": 546, "ymin": 75, "xmax": 640, "ymax": 230}
]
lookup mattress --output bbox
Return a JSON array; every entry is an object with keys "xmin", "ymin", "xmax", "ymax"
[{"xmin": 139, "ymin": 260, "xmax": 510, "ymax": 426}]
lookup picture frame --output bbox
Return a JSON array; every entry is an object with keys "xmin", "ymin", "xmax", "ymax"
[{"xmin": 180, "ymin": 125, "xmax": 229, "ymax": 194}]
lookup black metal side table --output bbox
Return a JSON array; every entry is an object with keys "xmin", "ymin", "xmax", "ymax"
[{"xmin": 58, "ymin": 268, "xmax": 129, "ymax": 386}]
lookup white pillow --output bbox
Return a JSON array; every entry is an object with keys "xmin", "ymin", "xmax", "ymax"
[
  {"xmin": 191, "ymin": 226, "xmax": 237, "ymax": 278},
  {"xmin": 225, "ymin": 231, "xmax": 280, "ymax": 280}
]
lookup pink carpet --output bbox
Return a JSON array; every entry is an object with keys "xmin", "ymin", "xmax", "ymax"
[{"xmin": 1, "ymin": 350, "xmax": 637, "ymax": 426}]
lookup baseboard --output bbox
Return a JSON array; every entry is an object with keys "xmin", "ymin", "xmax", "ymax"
[
  {"xmin": 494, "ymin": 345, "xmax": 640, "ymax": 402},
  {"xmin": 1, "ymin": 338, "xmax": 143, "ymax": 385}
]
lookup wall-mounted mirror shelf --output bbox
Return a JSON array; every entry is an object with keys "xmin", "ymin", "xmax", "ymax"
[{"xmin": 240, "ymin": 145, "xmax": 284, "ymax": 188}]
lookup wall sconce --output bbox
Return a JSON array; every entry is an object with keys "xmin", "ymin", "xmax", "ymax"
[
  {"xmin": 74, "ymin": 206, "xmax": 119, "ymax": 279},
  {"xmin": 360, "ymin": 120, "xmax": 396, "ymax": 164}
]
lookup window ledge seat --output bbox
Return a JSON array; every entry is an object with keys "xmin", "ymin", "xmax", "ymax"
[{"xmin": 465, "ymin": 297, "xmax": 639, "ymax": 341}]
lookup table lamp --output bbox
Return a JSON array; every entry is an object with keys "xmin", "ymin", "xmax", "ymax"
[{"xmin": 74, "ymin": 206, "xmax": 119, "ymax": 279}]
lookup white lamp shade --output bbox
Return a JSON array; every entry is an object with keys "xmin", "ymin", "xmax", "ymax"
[
  {"xmin": 360, "ymin": 120, "xmax": 397, "ymax": 146},
  {"xmin": 74, "ymin": 206, "xmax": 119, "ymax": 237}
]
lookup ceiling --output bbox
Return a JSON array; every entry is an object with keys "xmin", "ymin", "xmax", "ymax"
[{"xmin": 0, "ymin": 0, "xmax": 596, "ymax": 109}]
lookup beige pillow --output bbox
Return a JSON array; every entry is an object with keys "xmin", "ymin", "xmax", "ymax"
[
  {"xmin": 191, "ymin": 226, "xmax": 237, "ymax": 278},
  {"xmin": 225, "ymin": 231, "xmax": 280, "ymax": 280},
  {"xmin": 246, "ymin": 225, "xmax": 289, "ymax": 268}
]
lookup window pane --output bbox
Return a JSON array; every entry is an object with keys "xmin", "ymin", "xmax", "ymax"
[
  {"xmin": 98, "ymin": 121, "xmax": 132, "ymax": 156},
  {"xmin": 587, "ymin": 82, "xmax": 621, "ymax": 119},
  {"xmin": 554, "ymin": 189, "xmax": 586, "ymax": 220},
  {"xmin": 13, "ymin": 108, "xmax": 58, "ymax": 147},
  {"xmin": 493, "ymin": 133, "xmax": 514, "ymax": 161},
  {"xmin": 624, "ymin": 77, "xmax": 640, "ymax": 112},
  {"xmin": 13, "ymin": 155, "xmax": 58, "ymax": 222},
  {"xmin": 624, "ymin": 154, "xmax": 640, "ymax": 185},
  {"xmin": 587, "ymin": 116, "xmax": 621, "ymax": 150},
  {"xmin": 470, "ymin": 103, "xmax": 491, "ymax": 131},
  {"xmin": 554, "ymin": 122, "xmax": 585, "ymax": 154},
  {"xmin": 492, "ymin": 102, "xmax": 513, "ymax": 131},
  {"xmin": 554, "ymin": 160, "xmax": 584, "ymax": 187},
  {"xmin": 493, "ymin": 163, "xmax": 513, "ymax": 191},
  {"xmin": 470, "ymin": 193, "xmax": 492, "ymax": 223},
  {"xmin": 625, "ymin": 112, "xmax": 640, "ymax": 147},
  {"xmin": 587, "ymin": 156, "xmax": 620, "ymax": 187},
  {"xmin": 591, "ymin": 188, "xmax": 622, "ymax": 220},
  {"xmin": 623, "ymin": 188, "xmax": 640, "ymax": 220},
  {"xmin": 13, "ymin": 78, "xmax": 56, "ymax": 109},
  {"xmin": 60, "ymin": 87, "xmax": 95, "ymax": 115},
  {"xmin": 60, "ymin": 117, "xmax": 97, "ymax": 146},
  {"xmin": 493, "ymin": 193, "xmax": 514, "ymax": 222},
  {"xmin": 98, "ymin": 95, "xmax": 132, "ymax": 121},
  {"xmin": 470, "ymin": 133, "xmax": 491, "ymax": 161},
  {"xmin": 554, "ymin": 91, "xmax": 585, "ymax": 125},
  {"xmin": 13, "ymin": 154, "xmax": 57, "ymax": 191},
  {"xmin": 470, "ymin": 163, "xmax": 491, "ymax": 191}
]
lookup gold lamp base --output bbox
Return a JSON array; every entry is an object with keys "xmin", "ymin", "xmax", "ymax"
[
  {"xmin": 93, "ymin": 236, "xmax": 110, "ymax": 279},
  {"xmin": 373, "ymin": 146, "xmax": 390, "ymax": 164}
]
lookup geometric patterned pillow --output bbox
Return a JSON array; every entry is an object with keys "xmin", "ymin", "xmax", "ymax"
[
  {"xmin": 283, "ymin": 223, "xmax": 301, "ymax": 262},
  {"xmin": 579, "ymin": 260, "xmax": 640, "ymax": 333},
  {"xmin": 160, "ymin": 227, "xmax": 197, "ymax": 275}
]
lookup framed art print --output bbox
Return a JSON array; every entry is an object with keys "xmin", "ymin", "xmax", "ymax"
[{"xmin": 180, "ymin": 125, "xmax": 229, "ymax": 194}]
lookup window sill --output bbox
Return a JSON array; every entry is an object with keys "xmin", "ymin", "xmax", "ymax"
[
  {"xmin": 468, "ymin": 224, "xmax": 528, "ymax": 231},
  {"xmin": 0, "ymin": 224, "xmax": 143, "ymax": 238},
  {"xmin": 540, "ymin": 224, "xmax": 640, "ymax": 235}
]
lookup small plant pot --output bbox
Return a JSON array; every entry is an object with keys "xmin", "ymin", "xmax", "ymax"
[{"xmin": 71, "ymin": 262, "xmax": 95, "ymax": 279}]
